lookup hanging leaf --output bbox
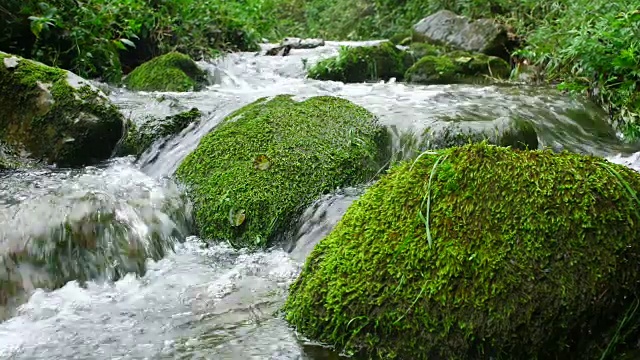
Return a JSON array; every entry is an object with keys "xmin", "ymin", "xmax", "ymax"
[
  {"xmin": 120, "ymin": 38, "xmax": 136, "ymax": 48},
  {"xmin": 454, "ymin": 56, "xmax": 472, "ymax": 64},
  {"xmin": 253, "ymin": 154, "xmax": 271, "ymax": 170}
]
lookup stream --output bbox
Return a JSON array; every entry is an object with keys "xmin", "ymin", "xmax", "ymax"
[{"xmin": 0, "ymin": 40, "xmax": 639, "ymax": 359}]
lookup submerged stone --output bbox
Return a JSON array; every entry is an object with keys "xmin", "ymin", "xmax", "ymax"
[
  {"xmin": 0, "ymin": 52, "xmax": 124, "ymax": 167},
  {"xmin": 405, "ymin": 50, "xmax": 510, "ymax": 85},
  {"xmin": 123, "ymin": 52, "xmax": 209, "ymax": 92},
  {"xmin": 284, "ymin": 142, "xmax": 640, "ymax": 359},
  {"xmin": 307, "ymin": 42, "xmax": 408, "ymax": 83},
  {"xmin": 176, "ymin": 95, "xmax": 389, "ymax": 248},
  {"xmin": 118, "ymin": 108, "xmax": 202, "ymax": 157},
  {"xmin": 422, "ymin": 115, "xmax": 538, "ymax": 150}
]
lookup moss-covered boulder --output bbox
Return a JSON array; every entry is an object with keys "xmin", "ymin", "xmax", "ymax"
[
  {"xmin": 405, "ymin": 51, "xmax": 510, "ymax": 85},
  {"xmin": 0, "ymin": 52, "xmax": 124, "ymax": 167},
  {"xmin": 284, "ymin": 142, "xmax": 640, "ymax": 359},
  {"xmin": 308, "ymin": 42, "xmax": 408, "ymax": 83},
  {"xmin": 176, "ymin": 95, "xmax": 389, "ymax": 248},
  {"xmin": 123, "ymin": 52, "xmax": 209, "ymax": 92},
  {"xmin": 118, "ymin": 108, "xmax": 202, "ymax": 157}
]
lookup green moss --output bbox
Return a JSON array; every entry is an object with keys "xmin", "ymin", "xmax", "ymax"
[
  {"xmin": 284, "ymin": 142, "xmax": 640, "ymax": 359},
  {"xmin": 0, "ymin": 52, "xmax": 124, "ymax": 167},
  {"xmin": 307, "ymin": 42, "xmax": 409, "ymax": 83},
  {"xmin": 0, "ymin": 141, "xmax": 29, "ymax": 171},
  {"xmin": 408, "ymin": 42, "xmax": 445, "ymax": 60},
  {"xmin": 123, "ymin": 52, "xmax": 208, "ymax": 92},
  {"xmin": 389, "ymin": 31, "xmax": 412, "ymax": 45},
  {"xmin": 176, "ymin": 95, "xmax": 389, "ymax": 248},
  {"xmin": 405, "ymin": 51, "xmax": 511, "ymax": 85},
  {"xmin": 118, "ymin": 108, "xmax": 202, "ymax": 157}
]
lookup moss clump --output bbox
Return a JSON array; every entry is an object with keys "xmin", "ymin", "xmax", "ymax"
[
  {"xmin": 284, "ymin": 142, "xmax": 640, "ymax": 359},
  {"xmin": 0, "ymin": 52, "xmax": 124, "ymax": 167},
  {"xmin": 123, "ymin": 52, "xmax": 208, "ymax": 92},
  {"xmin": 118, "ymin": 108, "xmax": 202, "ymax": 157},
  {"xmin": 408, "ymin": 42, "xmax": 445, "ymax": 60},
  {"xmin": 389, "ymin": 31, "xmax": 412, "ymax": 45},
  {"xmin": 176, "ymin": 95, "xmax": 389, "ymax": 248},
  {"xmin": 405, "ymin": 51, "xmax": 510, "ymax": 85},
  {"xmin": 308, "ymin": 42, "xmax": 408, "ymax": 83}
]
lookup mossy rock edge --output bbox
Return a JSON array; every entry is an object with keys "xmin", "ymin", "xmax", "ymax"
[
  {"xmin": 405, "ymin": 51, "xmax": 511, "ymax": 85},
  {"xmin": 176, "ymin": 95, "xmax": 390, "ymax": 248},
  {"xmin": 284, "ymin": 142, "xmax": 640, "ymax": 359},
  {"xmin": 308, "ymin": 42, "xmax": 408, "ymax": 83},
  {"xmin": 123, "ymin": 52, "xmax": 209, "ymax": 92},
  {"xmin": 117, "ymin": 107, "xmax": 202, "ymax": 157},
  {"xmin": 0, "ymin": 52, "xmax": 125, "ymax": 167}
]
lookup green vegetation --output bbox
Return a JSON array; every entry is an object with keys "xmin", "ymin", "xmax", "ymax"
[
  {"xmin": 308, "ymin": 42, "xmax": 509, "ymax": 85},
  {"xmin": 268, "ymin": 0, "xmax": 640, "ymax": 138},
  {"xmin": 0, "ymin": 52, "xmax": 124, "ymax": 167},
  {"xmin": 119, "ymin": 107, "xmax": 202, "ymax": 157},
  {"xmin": 407, "ymin": 42, "xmax": 444, "ymax": 60},
  {"xmin": 176, "ymin": 95, "xmax": 389, "ymax": 248},
  {"xmin": 284, "ymin": 142, "xmax": 640, "ymax": 359},
  {"xmin": 0, "ymin": 0, "xmax": 285, "ymax": 82},
  {"xmin": 123, "ymin": 52, "xmax": 208, "ymax": 92},
  {"xmin": 308, "ymin": 42, "xmax": 409, "ymax": 83},
  {"xmin": 3, "ymin": 0, "xmax": 637, "ymax": 137}
]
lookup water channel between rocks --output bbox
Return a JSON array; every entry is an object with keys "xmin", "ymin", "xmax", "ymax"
[{"xmin": 0, "ymin": 41, "xmax": 639, "ymax": 359}]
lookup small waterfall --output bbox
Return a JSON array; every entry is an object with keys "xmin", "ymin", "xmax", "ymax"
[{"xmin": 0, "ymin": 158, "xmax": 192, "ymax": 319}]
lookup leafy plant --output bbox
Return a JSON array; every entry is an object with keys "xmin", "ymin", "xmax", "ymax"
[{"xmin": 0, "ymin": 0, "xmax": 281, "ymax": 82}]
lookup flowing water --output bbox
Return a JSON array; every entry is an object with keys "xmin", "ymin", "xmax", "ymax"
[{"xmin": 1, "ymin": 40, "xmax": 639, "ymax": 359}]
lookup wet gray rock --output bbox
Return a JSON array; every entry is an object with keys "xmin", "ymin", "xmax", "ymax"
[
  {"xmin": 264, "ymin": 38, "xmax": 325, "ymax": 56},
  {"xmin": 412, "ymin": 10, "xmax": 508, "ymax": 57}
]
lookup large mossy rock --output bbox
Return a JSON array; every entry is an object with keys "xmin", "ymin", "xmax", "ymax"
[
  {"xmin": 176, "ymin": 95, "xmax": 389, "ymax": 248},
  {"xmin": 405, "ymin": 50, "xmax": 510, "ymax": 85},
  {"xmin": 118, "ymin": 108, "xmax": 202, "ymax": 157},
  {"xmin": 0, "ymin": 52, "xmax": 124, "ymax": 167},
  {"xmin": 123, "ymin": 52, "xmax": 209, "ymax": 92},
  {"xmin": 307, "ymin": 42, "xmax": 408, "ymax": 83},
  {"xmin": 413, "ymin": 10, "xmax": 508, "ymax": 57},
  {"xmin": 284, "ymin": 142, "xmax": 640, "ymax": 359}
]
